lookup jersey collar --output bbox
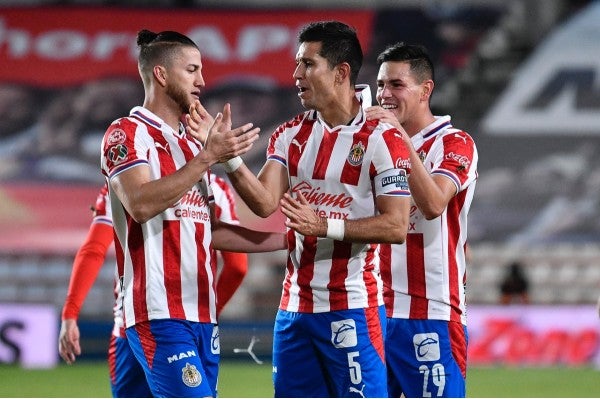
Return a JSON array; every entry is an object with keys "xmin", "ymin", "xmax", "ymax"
[
  {"xmin": 316, "ymin": 84, "xmax": 371, "ymax": 132},
  {"xmin": 130, "ymin": 106, "xmax": 184, "ymax": 137}
]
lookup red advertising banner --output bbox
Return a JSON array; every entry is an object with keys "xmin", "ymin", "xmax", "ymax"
[
  {"xmin": 0, "ymin": 183, "xmax": 284, "ymax": 254},
  {"xmin": 0, "ymin": 7, "xmax": 374, "ymax": 87},
  {"xmin": 0, "ymin": 183, "xmax": 100, "ymax": 254},
  {"xmin": 468, "ymin": 305, "xmax": 600, "ymax": 367}
]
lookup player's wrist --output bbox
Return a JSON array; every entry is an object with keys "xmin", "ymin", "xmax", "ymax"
[
  {"xmin": 221, "ymin": 156, "xmax": 243, "ymax": 173},
  {"xmin": 326, "ymin": 218, "xmax": 345, "ymax": 241}
]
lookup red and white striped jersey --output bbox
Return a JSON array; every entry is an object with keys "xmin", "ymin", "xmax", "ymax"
[
  {"xmin": 209, "ymin": 174, "xmax": 239, "ymax": 271},
  {"xmin": 90, "ymin": 183, "xmax": 127, "ymax": 338},
  {"xmin": 268, "ymin": 85, "xmax": 411, "ymax": 313},
  {"xmin": 211, "ymin": 174, "xmax": 239, "ymax": 226},
  {"xmin": 101, "ymin": 106, "xmax": 216, "ymax": 328},
  {"xmin": 95, "ymin": 174, "xmax": 237, "ymax": 337},
  {"xmin": 380, "ymin": 116, "xmax": 478, "ymax": 325},
  {"xmin": 85, "ymin": 183, "xmax": 125, "ymax": 337},
  {"xmin": 92, "ymin": 182, "xmax": 112, "ymax": 227}
]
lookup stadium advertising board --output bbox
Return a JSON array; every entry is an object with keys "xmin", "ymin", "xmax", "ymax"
[
  {"xmin": 468, "ymin": 305, "xmax": 600, "ymax": 367},
  {"xmin": 0, "ymin": 303, "xmax": 57, "ymax": 368},
  {"xmin": 0, "ymin": 7, "xmax": 373, "ymax": 87},
  {"xmin": 482, "ymin": 1, "xmax": 600, "ymax": 136}
]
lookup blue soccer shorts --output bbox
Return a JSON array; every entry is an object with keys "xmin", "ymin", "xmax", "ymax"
[
  {"xmin": 272, "ymin": 306, "xmax": 388, "ymax": 398},
  {"xmin": 386, "ymin": 318, "xmax": 468, "ymax": 398},
  {"xmin": 125, "ymin": 319, "xmax": 220, "ymax": 398},
  {"xmin": 107, "ymin": 334, "xmax": 152, "ymax": 397}
]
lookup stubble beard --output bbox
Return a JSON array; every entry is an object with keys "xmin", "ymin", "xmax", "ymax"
[{"xmin": 166, "ymin": 82, "xmax": 190, "ymax": 116}]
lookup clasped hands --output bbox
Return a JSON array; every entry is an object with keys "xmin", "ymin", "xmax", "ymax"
[{"xmin": 185, "ymin": 99, "xmax": 260, "ymax": 164}]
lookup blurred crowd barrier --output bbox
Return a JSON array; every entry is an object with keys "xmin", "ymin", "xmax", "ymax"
[{"xmin": 1, "ymin": 244, "xmax": 599, "ymax": 324}]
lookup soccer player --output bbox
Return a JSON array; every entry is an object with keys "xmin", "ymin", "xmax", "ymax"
[
  {"xmin": 58, "ymin": 182, "xmax": 150, "ymax": 398},
  {"xmin": 58, "ymin": 173, "xmax": 248, "ymax": 397},
  {"xmin": 365, "ymin": 42, "xmax": 478, "ymax": 398},
  {"xmin": 100, "ymin": 29, "xmax": 284, "ymax": 398},
  {"xmin": 216, "ymin": 21, "xmax": 412, "ymax": 397}
]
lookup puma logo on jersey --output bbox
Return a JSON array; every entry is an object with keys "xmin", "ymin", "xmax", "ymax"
[
  {"xmin": 291, "ymin": 139, "xmax": 307, "ymax": 153},
  {"xmin": 454, "ymin": 133, "xmax": 467, "ymax": 144},
  {"xmin": 155, "ymin": 142, "xmax": 170, "ymax": 153}
]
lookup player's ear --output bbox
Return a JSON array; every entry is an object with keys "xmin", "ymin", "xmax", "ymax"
[
  {"xmin": 334, "ymin": 63, "xmax": 351, "ymax": 85},
  {"xmin": 421, "ymin": 80, "xmax": 434, "ymax": 102},
  {"xmin": 153, "ymin": 66, "xmax": 168, "ymax": 87}
]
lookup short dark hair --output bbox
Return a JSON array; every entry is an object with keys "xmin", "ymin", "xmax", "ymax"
[
  {"xmin": 136, "ymin": 29, "xmax": 198, "ymax": 82},
  {"xmin": 377, "ymin": 42, "xmax": 434, "ymax": 83},
  {"xmin": 298, "ymin": 21, "xmax": 363, "ymax": 85}
]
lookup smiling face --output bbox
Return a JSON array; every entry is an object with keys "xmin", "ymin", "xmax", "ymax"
[
  {"xmin": 164, "ymin": 46, "xmax": 205, "ymax": 115},
  {"xmin": 376, "ymin": 60, "xmax": 428, "ymax": 127},
  {"xmin": 293, "ymin": 41, "xmax": 338, "ymax": 112}
]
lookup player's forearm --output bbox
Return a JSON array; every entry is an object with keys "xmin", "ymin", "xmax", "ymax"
[
  {"xmin": 341, "ymin": 213, "xmax": 408, "ymax": 244},
  {"xmin": 212, "ymin": 223, "xmax": 286, "ymax": 252},
  {"xmin": 226, "ymin": 165, "xmax": 280, "ymax": 218},
  {"xmin": 405, "ymin": 144, "xmax": 450, "ymax": 219},
  {"xmin": 408, "ymin": 161, "xmax": 454, "ymax": 220},
  {"xmin": 115, "ymin": 155, "xmax": 214, "ymax": 223},
  {"xmin": 62, "ymin": 223, "xmax": 113, "ymax": 319}
]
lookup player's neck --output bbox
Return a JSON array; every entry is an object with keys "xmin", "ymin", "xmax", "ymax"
[
  {"xmin": 143, "ymin": 94, "xmax": 184, "ymax": 133},
  {"xmin": 319, "ymin": 93, "xmax": 360, "ymax": 129},
  {"xmin": 404, "ymin": 110, "xmax": 436, "ymax": 137}
]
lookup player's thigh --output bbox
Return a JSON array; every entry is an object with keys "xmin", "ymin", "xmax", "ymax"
[
  {"xmin": 272, "ymin": 310, "xmax": 329, "ymax": 398},
  {"xmin": 313, "ymin": 306, "xmax": 388, "ymax": 398},
  {"xmin": 386, "ymin": 318, "xmax": 467, "ymax": 398},
  {"xmin": 108, "ymin": 335, "xmax": 152, "ymax": 398},
  {"xmin": 126, "ymin": 319, "xmax": 218, "ymax": 398}
]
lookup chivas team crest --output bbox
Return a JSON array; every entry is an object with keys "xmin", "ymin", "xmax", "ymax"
[
  {"xmin": 181, "ymin": 363, "xmax": 202, "ymax": 387},
  {"xmin": 347, "ymin": 142, "xmax": 365, "ymax": 166}
]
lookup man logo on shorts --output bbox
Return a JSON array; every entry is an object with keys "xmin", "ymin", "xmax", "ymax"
[
  {"xmin": 331, "ymin": 319, "xmax": 357, "ymax": 348},
  {"xmin": 181, "ymin": 363, "xmax": 202, "ymax": 387},
  {"xmin": 413, "ymin": 333, "xmax": 440, "ymax": 361}
]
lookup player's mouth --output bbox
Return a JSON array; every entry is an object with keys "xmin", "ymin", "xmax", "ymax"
[
  {"xmin": 381, "ymin": 103, "xmax": 397, "ymax": 110},
  {"xmin": 192, "ymin": 91, "xmax": 201, "ymax": 100},
  {"xmin": 297, "ymin": 86, "xmax": 308, "ymax": 97}
]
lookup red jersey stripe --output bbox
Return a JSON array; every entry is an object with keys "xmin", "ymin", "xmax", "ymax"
[
  {"xmin": 328, "ymin": 241, "xmax": 351, "ymax": 310},
  {"xmin": 312, "ymin": 129, "xmax": 338, "ymax": 180},
  {"xmin": 297, "ymin": 235, "xmax": 317, "ymax": 313},
  {"xmin": 280, "ymin": 229, "xmax": 296, "ymax": 310},
  {"xmin": 195, "ymin": 223, "xmax": 211, "ymax": 322},
  {"xmin": 149, "ymin": 127, "xmax": 177, "ymax": 177},
  {"xmin": 129, "ymin": 220, "xmax": 148, "ymax": 322},
  {"xmin": 163, "ymin": 220, "xmax": 185, "ymax": 319},
  {"xmin": 378, "ymin": 243, "xmax": 393, "ymax": 317},
  {"xmin": 407, "ymin": 233, "xmax": 428, "ymax": 318},
  {"xmin": 364, "ymin": 244, "xmax": 380, "ymax": 308},
  {"xmin": 447, "ymin": 189, "xmax": 466, "ymax": 323},
  {"xmin": 288, "ymin": 120, "xmax": 314, "ymax": 178}
]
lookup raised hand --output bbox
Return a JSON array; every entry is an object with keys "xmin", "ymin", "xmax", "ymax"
[
  {"xmin": 203, "ymin": 103, "xmax": 260, "ymax": 163},
  {"xmin": 365, "ymin": 105, "xmax": 411, "ymax": 145},
  {"xmin": 365, "ymin": 105, "xmax": 402, "ymax": 130},
  {"xmin": 185, "ymin": 99, "xmax": 215, "ymax": 144}
]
